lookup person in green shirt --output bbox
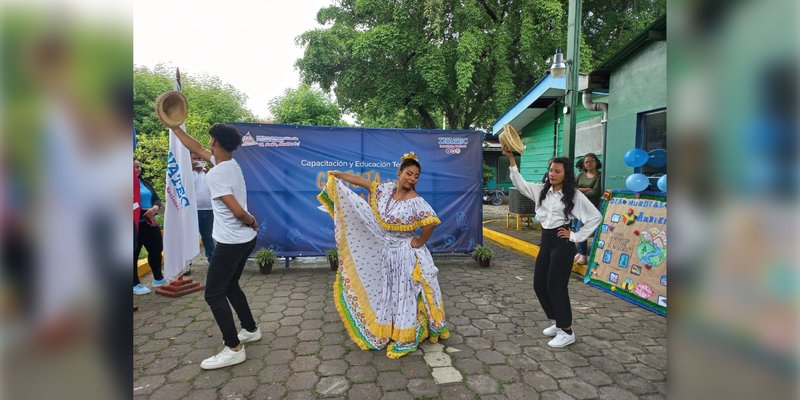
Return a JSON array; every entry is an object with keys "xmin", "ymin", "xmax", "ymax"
[{"xmin": 574, "ymin": 153, "xmax": 602, "ymax": 264}]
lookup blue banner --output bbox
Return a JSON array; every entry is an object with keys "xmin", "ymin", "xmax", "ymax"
[{"xmin": 228, "ymin": 123, "xmax": 483, "ymax": 257}]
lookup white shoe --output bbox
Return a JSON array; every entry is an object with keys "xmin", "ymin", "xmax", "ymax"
[
  {"xmin": 200, "ymin": 346, "xmax": 246, "ymax": 370},
  {"xmin": 548, "ymin": 329, "xmax": 576, "ymax": 348},
  {"xmin": 542, "ymin": 323, "xmax": 559, "ymax": 337},
  {"xmin": 237, "ymin": 327, "xmax": 262, "ymax": 344}
]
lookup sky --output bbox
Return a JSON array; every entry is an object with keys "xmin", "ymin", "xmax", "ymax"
[{"xmin": 134, "ymin": 0, "xmax": 334, "ymax": 120}]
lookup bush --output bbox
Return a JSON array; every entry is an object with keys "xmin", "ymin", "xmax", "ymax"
[
  {"xmin": 471, "ymin": 245, "xmax": 493, "ymax": 261},
  {"xmin": 482, "ymin": 161, "xmax": 494, "ymax": 186},
  {"xmin": 325, "ymin": 248, "xmax": 338, "ymax": 262},
  {"xmin": 254, "ymin": 248, "xmax": 276, "ymax": 265}
]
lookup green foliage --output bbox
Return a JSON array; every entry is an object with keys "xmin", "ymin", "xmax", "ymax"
[
  {"xmin": 134, "ymin": 133, "xmax": 170, "ymax": 198},
  {"xmin": 296, "ymin": 0, "xmax": 664, "ymax": 130},
  {"xmin": 254, "ymin": 248, "xmax": 277, "ymax": 265},
  {"xmin": 133, "ymin": 66, "xmax": 259, "ymax": 196},
  {"xmin": 134, "ymin": 65, "xmax": 258, "ymax": 138},
  {"xmin": 482, "ymin": 162, "xmax": 494, "ymax": 186},
  {"xmin": 268, "ymin": 84, "xmax": 345, "ymax": 126},
  {"xmin": 471, "ymin": 245, "xmax": 494, "ymax": 261},
  {"xmin": 325, "ymin": 248, "xmax": 338, "ymax": 262}
]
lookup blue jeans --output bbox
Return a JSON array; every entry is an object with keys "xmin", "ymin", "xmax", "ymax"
[
  {"xmin": 570, "ymin": 219, "xmax": 593, "ymax": 256},
  {"xmin": 198, "ymin": 209, "xmax": 215, "ymax": 259}
]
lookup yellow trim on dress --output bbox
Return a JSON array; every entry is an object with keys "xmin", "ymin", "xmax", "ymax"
[
  {"xmin": 332, "ymin": 269, "xmax": 372, "ymax": 351},
  {"xmin": 411, "ymin": 260, "xmax": 447, "ymax": 324},
  {"xmin": 369, "ymin": 181, "xmax": 441, "ymax": 231}
]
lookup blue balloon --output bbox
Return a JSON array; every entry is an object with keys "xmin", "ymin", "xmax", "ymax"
[
  {"xmin": 624, "ymin": 148, "xmax": 649, "ymax": 168},
  {"xmin": 648, "ymin": 149, "xmax": 667, "ymax": 168},
  {"xmin": 626, "ymin": 173, "xmax": 650, "ymax": 192},
  {"xmin": 657, "ymin": 175, "xmax": 667, "ymax": 192}
]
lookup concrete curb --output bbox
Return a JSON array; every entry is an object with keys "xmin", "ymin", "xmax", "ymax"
[
  {"xmin": 137, "ymin": 259, "xmax": 151, "ymax": 278},
  {"xmin": 482, "ymin": 227, "xmax": 587, "ymax": 276}
]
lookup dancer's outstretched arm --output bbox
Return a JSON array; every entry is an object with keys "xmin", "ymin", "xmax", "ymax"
[{"xmin": 329, "ymin": 171, "xmax": 375, "ymax": 189}]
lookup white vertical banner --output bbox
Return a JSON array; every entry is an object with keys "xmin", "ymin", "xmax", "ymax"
[{"xmin": 163, "ymin": 72, "xmax": 199, "ymax": 281}]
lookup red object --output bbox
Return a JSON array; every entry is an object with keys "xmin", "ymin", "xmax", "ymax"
[
  {"xmin": 628, "ymin": 208, "xmax": 634, "ymax": 215},
  {"xmin": 608, "ymin": 224, "xmax": 615, "ymax": 231},
  {"xmin": 645, "ymin": 264, "xmax": 651, "ymax": 270},
  {"xmin": 633, "ymin": 230, "xmax": 640, "ymax": 235},
  {"xmin": 155, "ymin": 276, "xmax": 204, "ymax": 298}
]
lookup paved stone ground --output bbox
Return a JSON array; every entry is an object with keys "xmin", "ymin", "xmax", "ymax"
[{"xmin": 134, "ymin": 237, "xmax": 666, "ymax": 399}]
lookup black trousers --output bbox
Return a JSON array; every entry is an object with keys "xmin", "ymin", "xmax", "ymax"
[
  {"xmin": 534, "ymin": 227, "xmax": 577, "ymax": 329},
  {"xmin": 134, "ymin": 219, "xmax": 163, "ymax": 285},
  {"xmin": 205, "ymin": 238, "xmax": 257, "ymax": 348}
]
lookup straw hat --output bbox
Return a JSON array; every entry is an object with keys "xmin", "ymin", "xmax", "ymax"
[
  {"xmin": 499, "ymin": 124, "xmax": 525, "ymax": 153},
  {"xmin": 155, "ymin": 91, "xmax": 188, "ymax": 127}
]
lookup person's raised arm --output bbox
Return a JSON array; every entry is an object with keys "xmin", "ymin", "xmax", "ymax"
[
  {"xmin": 329, "ymin": 171, "xmax": 375, "ymax": 189},
  {"xmin": 501, "ymin": 144, "xmax": 540, "ymax": 201},
  {"xmin": 170, "ymin": 125, "xmax": 213, "ymax": 163}
]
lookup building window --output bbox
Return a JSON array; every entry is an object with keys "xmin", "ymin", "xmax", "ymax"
[
  {"xmin": 497, "ymin": 155, "xmax": 521, "ymax": 183},
  {"xmin": 636, "ymin": 108, "xmax": 666, "ymax": 190}
]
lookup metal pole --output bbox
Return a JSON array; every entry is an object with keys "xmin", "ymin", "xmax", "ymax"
[{"xmin": 562, "ymin": 0, "xmax": 582, "ymax": 161}]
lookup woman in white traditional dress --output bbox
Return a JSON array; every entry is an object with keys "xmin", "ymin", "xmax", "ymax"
[{"xmin": 318, "ymin": 152, "xmax": 449, "ymax": 358}]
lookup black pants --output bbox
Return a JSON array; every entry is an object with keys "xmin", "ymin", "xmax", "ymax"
[
  {"xmin": 134, "ymin": 219, "xmax": 163, "ymax": 285},
  {"xmin": 534, "ymin": 227, "xmax": 577, "ymax": 329},
  {"xmin": 205, "ymin": 238, "xmax": 257, "ymax": 348}
]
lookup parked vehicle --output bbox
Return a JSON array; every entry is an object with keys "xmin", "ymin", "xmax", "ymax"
[{"xmin": 483, "ymin": 188, "xmax": 506, "ymax": 206}]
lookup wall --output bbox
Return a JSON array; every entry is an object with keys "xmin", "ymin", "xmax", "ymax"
[
  {"xmin": 604, "ymin": 40, "xmax": 667, "ymax": 190},
  {"xmin": 518, "ymin": 102, "xmax": 604, "ymax": 183}
]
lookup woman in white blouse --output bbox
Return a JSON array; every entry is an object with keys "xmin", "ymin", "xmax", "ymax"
[{"xmin": 501, "ymin": 145, "xmax": 601, "ymax": 347}]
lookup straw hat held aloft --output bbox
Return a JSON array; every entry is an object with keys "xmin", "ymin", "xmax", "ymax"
[
  {"xmin": 499, "ymin": 124, "xmax": 525, "ymax": 154},
  {"xmin": 155, "ymin": 91, "xmax": 188, "ymax": 127}
]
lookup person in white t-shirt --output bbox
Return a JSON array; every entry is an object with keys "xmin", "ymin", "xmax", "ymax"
[
  {"xmin": 191, "ymin": 152, "xmax": 215, "ymax": 260},
  {"xmin": 168, "ymin": 123, "xmax": 261, "ymax": 370}
]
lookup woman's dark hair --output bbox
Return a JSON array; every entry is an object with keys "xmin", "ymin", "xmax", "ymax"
[
  {"xmin": 209, "ymin": 123, "xmax": 243, "ymax": 152},
  {"xmin": 399, "ymin": 158, "xmax": 421, "ymax": 173},
  {"xmin": 583, "ymin": 153, "xmax": 602, "ymax": 170},
  {"xmin": 539, "ymin": 157, "xmax": 577, "ymax": 220},
  {"xmin": 575, "ymin": 157, "xmax": 585, "ymax": 172}
]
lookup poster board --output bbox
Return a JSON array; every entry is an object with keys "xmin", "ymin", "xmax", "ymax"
[{"xmin": 584, "ymin": 190, "xmax": 667, "ymax": 316}]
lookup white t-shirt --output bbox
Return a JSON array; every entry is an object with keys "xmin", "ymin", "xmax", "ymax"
[
  {"xmin": 193, "ymin": 170, "xmax": 213, "ymax": 211},
  {"xmin": 207, "ymin": 157, "xmax": 257, "ymax": 244}
]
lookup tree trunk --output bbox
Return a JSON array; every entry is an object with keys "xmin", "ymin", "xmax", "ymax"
[{"xmin": 416, "ymin": 106, "xmax": 437, "ymax": 129}]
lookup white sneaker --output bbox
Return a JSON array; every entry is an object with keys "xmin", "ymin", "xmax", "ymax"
[
  {"xmin": 542, "ymin": 323, "xmax": 559, "ymax": 337},
  {"xmin": 548, "ymin": 329, "xmax": 576, "ymax": 348},
  {"xmin": 200, "ymin": 346, "xmax": 246, "ymax": 370},
  {"xmin": 237, "ymin": 327, "xmax": 262, "ymax": 344}
]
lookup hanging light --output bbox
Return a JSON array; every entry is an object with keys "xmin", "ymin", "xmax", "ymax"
[{"xmin": 550, "ymin": 48, "xmax": 567, "ymax": 78}]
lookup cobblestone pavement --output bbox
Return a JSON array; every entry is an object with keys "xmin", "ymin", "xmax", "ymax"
[{"xmin": 134, "ymin": 239, "xmax": 667, "ymax": 399}]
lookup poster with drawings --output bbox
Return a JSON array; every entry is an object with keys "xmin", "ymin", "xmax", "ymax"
[{"xmin": 584, "ymin": 190, "xmax": 667, "ymax": 316}]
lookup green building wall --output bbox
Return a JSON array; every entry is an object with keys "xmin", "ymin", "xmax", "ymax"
[
  {"xmin": 604, "ymin": 40, "xmax": 667, "ymax": 190},
  {"xmin": 518, "ymin": 102, "xmax": 603, "ymax": 183}
]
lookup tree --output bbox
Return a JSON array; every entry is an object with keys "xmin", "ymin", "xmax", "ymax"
[
  {"xmin": 133, "ymin": 66, "xmax": 259, "ymax": 195},
  {"xmin": 581, "ymin": 0, "xmax": 666, "ymax": 67},
  {"xmin": 134, "ymin": 65, "xmax": 258, "ymax": 137},
  {"xmin": 268, "ymin": 84, "xmax": 345, "ymax": 126},
  {"xmin": 295, "ymin": 0, "xmax": 664, "ymax": 130}
]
